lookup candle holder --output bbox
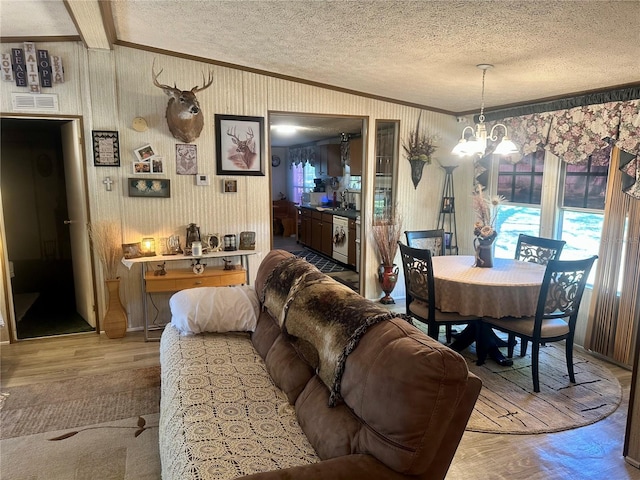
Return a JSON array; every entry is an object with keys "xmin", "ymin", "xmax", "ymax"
[
  {"xmin": 141, "ymin": 237, "xmax": 156, "ymax": 256},
  {"xmin": 223, "ymin": 234, "xmax": 237, "ymax": 251}
]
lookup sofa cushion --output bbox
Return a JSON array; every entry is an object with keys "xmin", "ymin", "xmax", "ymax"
[
  {"xmin": 251, "ymin": 310, "xmax": 282, "ymax": 360},
  {"xmin": 169, "ymin": 285, "xmax": 259, "ymax": 334},
  {"xmin": 295, "ymin": 376, "xmax": 361, "ymax": 460},
  {"xmin": 265, "ymin": 333, "xmax": 315, "ymax": 404},
  {"xmin": 341, "ymin": 318, "xmax": 471, "ymax": 476}
]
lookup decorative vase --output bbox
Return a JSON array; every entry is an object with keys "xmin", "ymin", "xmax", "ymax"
[
  {"xmin": 378, "ymin": 263, "xmax": 399, "ymax": 304},
  {"xmin": 104, "ymin": 279, "xmax": 127, "ymax": 338},
  {"xmin": 474, "ymin": 237, "xmax": 495, "ymax": 268},
  {"xmin": 409, "ymin": 159, "xmax": 428, "ymax": 189}
]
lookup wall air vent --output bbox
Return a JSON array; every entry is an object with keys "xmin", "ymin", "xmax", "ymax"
[{"xmin": 11, "ymin": 93, "xmax": 59, "ymax": 112}]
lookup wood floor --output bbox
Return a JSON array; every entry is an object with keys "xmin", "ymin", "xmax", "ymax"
[{"xmin": 1, "ymin": 331, "xmax": 639, "ymax": 479}]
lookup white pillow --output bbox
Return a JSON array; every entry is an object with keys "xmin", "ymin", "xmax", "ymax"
[{"xmin": 169, "ymin": 285, "xmax": 260, "ymax": 335}]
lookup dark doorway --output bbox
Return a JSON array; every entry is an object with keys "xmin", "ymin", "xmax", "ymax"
[{"xmin": 1, "ymin": 118, "xmax": 94, "ymax": 339}]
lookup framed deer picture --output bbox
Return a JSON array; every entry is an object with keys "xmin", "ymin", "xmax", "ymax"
[{"xmin": 215, "ymin": 114, "xmax": 264, "ymax": 176}]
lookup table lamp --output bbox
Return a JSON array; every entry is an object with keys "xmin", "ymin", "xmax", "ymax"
[{"xmin": 141, "ymin": 237, "xmax": 156, "ymax": 256}]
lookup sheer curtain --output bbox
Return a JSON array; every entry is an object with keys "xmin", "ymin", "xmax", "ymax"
[{"xmin": 585, "ymin": 147, "xmax": 640, "ymax": 367}]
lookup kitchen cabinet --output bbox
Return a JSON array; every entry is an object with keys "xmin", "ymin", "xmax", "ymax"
[
  {"xmin": 307, "ymin": 209, "xmax": 333, "ymax": 257},
  {"xmin": 349, "ymin": 137, "xmax": 363, "ymax": 176},
  {"xmin": 348, "ymin": 218, "xmax": 357, "ymax": 267},
  {"xmin": 299, "ymin": 208, "xmax": 312, "ymax": 246},
  {"xmin": 311, "ymin": 211, "xmax": 323, "ymax": 252},
  {"xmin": 321, "ymin": 213, "xmax": 333, "ymax": 256},
  {"xmin": 318, "ymin": 144, "xmax": 342, "ymax": 178}
]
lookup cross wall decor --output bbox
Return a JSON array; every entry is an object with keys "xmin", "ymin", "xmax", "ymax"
[{"xmin": 1, "ymin": 42, "xmax": 64, "ymax": 93}]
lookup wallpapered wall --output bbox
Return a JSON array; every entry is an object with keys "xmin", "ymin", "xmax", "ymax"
[{"xmin": 0, "ymin": 41, "xmax": 475, "ymax": 337}]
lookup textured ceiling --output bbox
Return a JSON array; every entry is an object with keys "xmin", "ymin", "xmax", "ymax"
[{"xmin": 1, "ymin": 0, "xmax": 639, "ymax": 115}]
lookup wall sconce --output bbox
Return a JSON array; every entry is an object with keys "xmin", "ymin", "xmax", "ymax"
[{"xmin": 141, "ymin": 237, "xmax": 156, "ymax": 256}]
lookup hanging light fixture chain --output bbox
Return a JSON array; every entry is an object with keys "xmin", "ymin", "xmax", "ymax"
[{"xmin": 479, "ymin": 68, "xmax": 487, "ymax": 124}]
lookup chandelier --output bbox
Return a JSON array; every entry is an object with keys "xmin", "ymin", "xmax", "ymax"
[{"xmin": 451, "ymin": 64, "xmax": 519, "ymax": 157}]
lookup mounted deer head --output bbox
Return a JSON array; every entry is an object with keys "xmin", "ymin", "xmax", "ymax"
[{"xmin": 152, "ymin": 61, "xmax": 214, "ymax": 143}]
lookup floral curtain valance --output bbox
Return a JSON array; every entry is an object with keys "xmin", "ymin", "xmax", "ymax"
[
  {"xmin": 289, "ymin": 145, "xmax": 317, "ymax": 166},
  {"xmin": 491, "ymin": 100, "xmax": 640, "ymax": 198}
]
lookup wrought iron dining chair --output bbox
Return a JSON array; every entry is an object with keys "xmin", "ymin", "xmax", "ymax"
[
  {"xmin": 515, "ymin": 234, "xmax": 566, "ymax": 265},
  {"xmin": 405, "ymin": 229, "xmax": 446, "ymax": 256},
  {"xmin": 404, "ymin": 230, "xmax": 458, "ymax": 341},
  {"xmin": 398, "ymin": 242, "xmax": 479, "ymax": 344},
  {"xmin": 478, "ymin": 255, "xmax": 597, "ymax": 392}
]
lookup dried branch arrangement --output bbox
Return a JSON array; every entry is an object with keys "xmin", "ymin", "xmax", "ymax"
[
  {"xmin": 371, "ymin": 207, "xmax": 403, "ymax": 267},
  {"xmin": 87, "ymin": 221, "xmax": 121, "ymax": 280}
]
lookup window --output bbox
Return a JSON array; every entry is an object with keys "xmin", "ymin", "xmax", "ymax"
[
  {"xmin": 494, "ymin": 151, "xmax": 544, "ymax": 258},
  {"xmin": 497, "ymin": 150, "xmax": 545, "ymax": 204},
  {"xmin": 494, "ymin": 205, "xmax": 542, "ymax": 259},
  {"xmin": 562, "ymin": 149, "xmax": 609, "ymax": 209},
  {"xmin": 557, "ymin": 146, "xmax": 610, "ymax": 284},
  {"xmin": 291, "ymin": 161, "xmax": 315, "ymax": 204},
  {"xmin": 492, "ymin": 146, "xmax": 610, "ymax": 276}
]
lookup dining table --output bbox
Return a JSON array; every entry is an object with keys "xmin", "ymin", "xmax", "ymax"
[{"xmin": 430, "ymin": 255, "xmax": 547, "ymax": 319}]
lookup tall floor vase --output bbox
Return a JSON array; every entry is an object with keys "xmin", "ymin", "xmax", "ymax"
[
  {"xmin": 104, "ymin": 279, "xmax": 127, "ymax": 338},
  {"xmin": 378, "ymin": 264, "xmax": 399, "ymax": 304}
]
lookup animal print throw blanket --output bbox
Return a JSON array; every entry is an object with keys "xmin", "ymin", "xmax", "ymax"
[{"xmin": 261, "ymin": 256, "xmax": 398, "ymax": 406}]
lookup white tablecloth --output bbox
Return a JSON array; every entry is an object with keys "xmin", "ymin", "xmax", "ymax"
[{"xmin": 431, "ymin": 255, "xmax": 546, "ymax": 318}]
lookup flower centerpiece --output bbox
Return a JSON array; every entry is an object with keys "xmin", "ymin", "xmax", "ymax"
[
  {"xmin": 371, "ymin": 206, "xmax": 403, "ymax": 304},
  {"xmin": 402, "ymin": 112, "xmax": 438, "ymax": 189},
  {"xmin": 471, "ymin": 185, "xmax": 504, "ymax": 267}
]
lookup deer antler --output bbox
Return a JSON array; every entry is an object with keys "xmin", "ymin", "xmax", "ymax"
[
  {"xmin": 227, "ymin": 127, "xmax": 240, "ymax": 143},
  {"xmin": 192, "ymin": 70, "xmax": 214, "ymax": 93},
  {"xmin": 151, "ymin": 59, "xmax": 179, "ymax": 93},
  {"xmin": 245, "ymin": 127, "xmax": 254, "ymax": 139}
]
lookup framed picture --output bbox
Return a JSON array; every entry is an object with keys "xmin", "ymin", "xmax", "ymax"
[
  {"xmin": 134, "ymin": 144, "xmax": 156, "ymax": 161},
  {"xmin": 176, "ymin": 144, "xmax": 197, "ymax": 175},
  {"xmin": 122, "ymin": 242, "xmax": 142, "ymax": 259},
  {"xmin": 133, "ymin": 161, "xmax": 151, "ymax": 174},
  {"xmin": 152, "ymin": 157, "xmax": 164, "ymax": 174},
  {"xmin": 215, "ymin": 114, "xmax": 264, "ymax": 176},
  {"xmin": 92, "ymin": 130, "xmax": 120, "ymax": 167},
  {"xmin": 223, "ymin": 179, "xmax": 238, "ymax": 193},
  {"xmin": 127, "ymin": 178, "xmax": 171, "ymax": 198},
  {"xmin": 132, "ymin": 158, "xmax": 163, "ymax": 174},
  {"xmin": 441, "ymin": 197, "xmax": 455, "ymax": 213}
]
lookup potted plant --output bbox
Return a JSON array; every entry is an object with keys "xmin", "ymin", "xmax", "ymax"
[
  {"xmin": 371, "ymin": 206, "xmax": 403, "ymax": 304},
  {"xmin": 87, "ymin": 221, "xmax": 127, "ymax": 338},
  {"xmin": 402, "ymin": 112, "xmax": 438, "ymax": 189}
]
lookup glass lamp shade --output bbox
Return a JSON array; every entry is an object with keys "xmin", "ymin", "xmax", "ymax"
[
  {"xmin": 451, "ymin": 137, "xmax": 485, "ymax": 157},
  {"xmin": 493, "ymin": 137, "xmax": 519, "ymax": 155},
  {"xmin": 141, "ymin": 237, "xmax": 156, "ymax": 256}
]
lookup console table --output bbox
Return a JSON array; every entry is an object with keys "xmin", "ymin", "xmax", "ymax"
[{"xmin": 122, "ymin": 250, "xmax": 259, "ymax": 340}]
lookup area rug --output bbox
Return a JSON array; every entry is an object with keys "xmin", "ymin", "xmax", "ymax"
[
  {"xmin": 0, "ymin": 366, "xmax": 161, "ymax": 479},
  {"xmin": 1, "ymin": 414, "xmax": 160, "ymax": 479},
  {"xmin": 461, "ymin": 341, "xmax": 622, "ymax": 435},
  {"xmin": 0, "ymin": 366, "xmax": 160, "ymax": 439},
  {"xmin": 291, "ymin": 249, "xmax": 347, "ymax": 273}
]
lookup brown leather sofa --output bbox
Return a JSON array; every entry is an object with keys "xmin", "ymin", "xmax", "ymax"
[{"xmin": 159, "ymin": 249, "xmax": 481, "ymax": 480}]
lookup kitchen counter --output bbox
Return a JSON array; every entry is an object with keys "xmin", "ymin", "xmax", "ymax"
[{"xmin": 299, "ymin": 205, "xmax": 360, "ymax": 219}]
